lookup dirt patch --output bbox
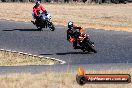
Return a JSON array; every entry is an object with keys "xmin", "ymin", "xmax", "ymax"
[{"xmin": 0, "ymin": 3, "xmax": 132, "ymax": 32}]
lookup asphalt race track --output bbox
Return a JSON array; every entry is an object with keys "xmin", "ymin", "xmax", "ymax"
[{"xmin": 0, "ymin": 20, "xmax": 132, "ymax": 73}]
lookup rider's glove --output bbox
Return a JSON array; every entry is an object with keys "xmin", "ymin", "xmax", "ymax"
[
  {"xmin": 44, "ymin": 10, "xmax": 47, "ymax": 13},
  {"xmin": 43, "ymin": 10, "xmax": 47, "ymax": 14},
  {"xmin": 44, "ymin": 11, "xmax": 48, "ymax": 15}
]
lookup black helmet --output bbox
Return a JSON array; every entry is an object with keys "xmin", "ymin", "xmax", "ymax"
[
  {"xmin": 68, "ymin": 21, "xmax": 73, "ymax": 29},
  {"xmin": 36, "ymin": 1, "xmax": 40, "ymax": 5}
]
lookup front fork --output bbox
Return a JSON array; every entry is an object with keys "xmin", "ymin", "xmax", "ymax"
[{"xmin": 45, "ymin": 20, "xmax": 51, "ymax": 28}]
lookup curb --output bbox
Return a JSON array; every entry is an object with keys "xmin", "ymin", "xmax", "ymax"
[{"xmin": 0, "ymin": 49, "xmax": 66, "ymax": 65}]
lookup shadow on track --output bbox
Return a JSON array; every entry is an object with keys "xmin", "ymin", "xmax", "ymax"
[
  {"xmin": 39, "ymin": 54, "xmax": 54, "ymax": 55},
  {"xmin": 2, "ymin": 29, "xmax": 40, "ymax": 31},
  {"xmin": 56, "ymin": 52, "xmax": 91, "ymax": 55},
  {"xmin": 39, "ymin": 52, "xmax": 91, "ymax": 56}
]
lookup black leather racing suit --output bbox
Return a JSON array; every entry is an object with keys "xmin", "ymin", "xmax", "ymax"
[{"xmin": 67, "ymin": 26, "xmax": 82, "ymax": 49}]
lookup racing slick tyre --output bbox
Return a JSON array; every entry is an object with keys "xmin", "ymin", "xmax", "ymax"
[
  {"xmin": 37, "ymin": 27, "xmax": 43, "ymax": 31},
  {"xmin": 48, "ymin": 22, "xmax": 55, "ymax": 31},
  {"xmin": 87, "ymin": 43, "xmax": 97, "ymax": 53}
]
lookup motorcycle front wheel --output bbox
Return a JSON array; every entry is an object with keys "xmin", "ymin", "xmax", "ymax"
[
  {"xmin": 48, "ymin": 22, "xmax": 55, "ymax": 31},
  {"xmin": 37, "ymin": 26, "xmax": 42, "ymax": 31},
  {"xmin": 88, "ymin": 43, "xmax": 97, "ymax": 53}
]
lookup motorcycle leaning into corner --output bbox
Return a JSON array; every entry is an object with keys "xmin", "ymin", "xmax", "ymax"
[
  {"xmin": 69, "ymin": 32, "xmax": 97, "ymax": 53},
  {"xmin": 31, "ymin": 12, "xmax": 55, "ymax": 31}
]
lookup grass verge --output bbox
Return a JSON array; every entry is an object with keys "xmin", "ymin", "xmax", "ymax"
[
  {"xmin": 0, "ymin": 69, "xmax": 131, "ymax": 88},
  {"xmin": 0, "ymin": 49, "xmax": 60, "ymax": 66},
  {"xmin": 0, "ymin": 3, "xmax": 132, "ymax": 32}
]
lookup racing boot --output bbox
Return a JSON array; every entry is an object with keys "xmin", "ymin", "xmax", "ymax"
[{"xmin": 31, "ymin": 20, "xmax": 35, "ymax": 25}]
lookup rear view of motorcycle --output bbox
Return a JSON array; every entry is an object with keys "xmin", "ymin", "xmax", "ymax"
[{"xmin": 32, "ymin": 12, "xmax": 55, "ymax": 31}]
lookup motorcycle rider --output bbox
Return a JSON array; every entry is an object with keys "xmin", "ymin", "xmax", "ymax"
[
  {"xmin": 31, "ymin": 1, "xmax": 47, "ymax": 25},
  {"xmin": 67, "ymin": 21, "xmax": 84, "ymax": 49}
]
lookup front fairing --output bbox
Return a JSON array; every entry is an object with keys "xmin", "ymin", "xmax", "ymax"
[{"xmin": 41, "ymin": 13, "xmax": 51, "ymax": 21}]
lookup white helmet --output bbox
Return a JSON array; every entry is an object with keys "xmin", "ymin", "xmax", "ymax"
[
  {"xmin": 68, "ymin": 21, "xmax": 73, "ymax": 29},
  {"xmin": 36, "ymin": 1, "xmax": 40, "ymax": 5}
]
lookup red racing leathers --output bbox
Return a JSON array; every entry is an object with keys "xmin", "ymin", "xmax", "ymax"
[{"xmin": 33, "ymin": 4, "xmax": 46, "ymax": 17}]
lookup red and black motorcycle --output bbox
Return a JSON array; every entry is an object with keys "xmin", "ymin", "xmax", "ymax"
[{"xmin": 69, "ymin": 33, "xmax": 97, "ymax": 53}]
